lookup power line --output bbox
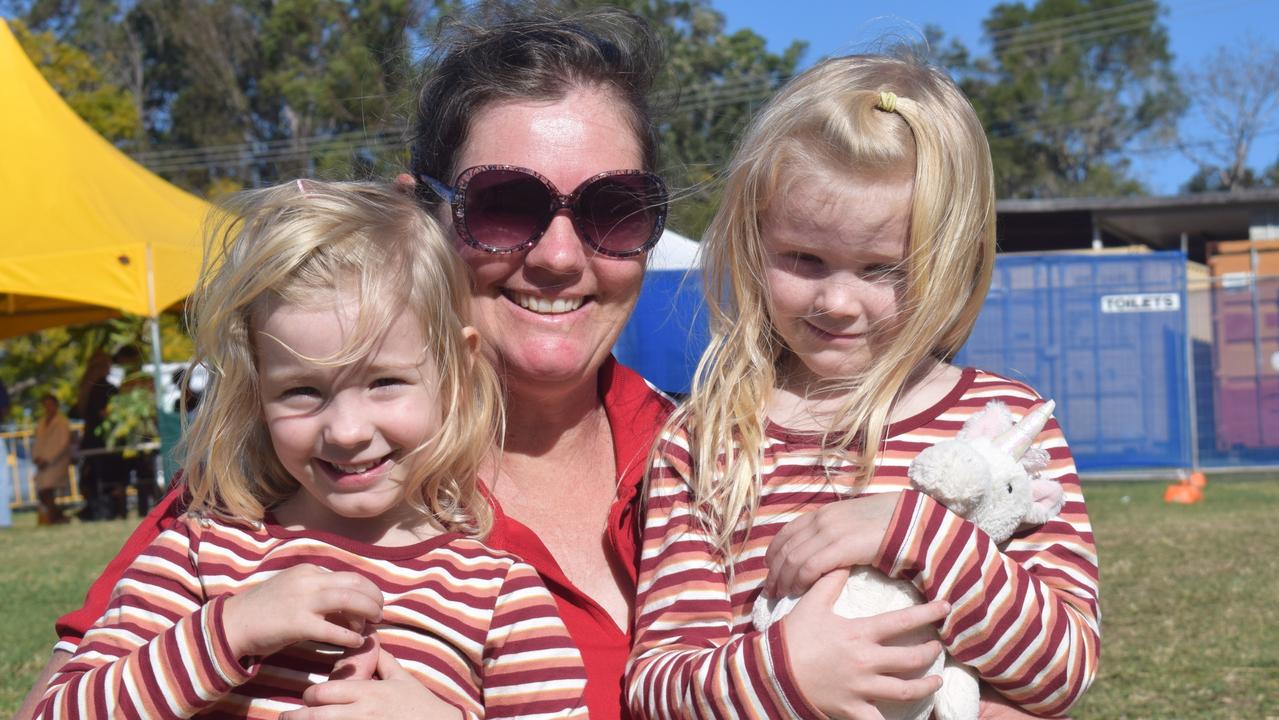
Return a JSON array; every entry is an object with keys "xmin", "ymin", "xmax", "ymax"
[
  {"xmin": 123, "ymin": 0, "xmax": 1267, "ymax": 177},
  {"xmin": 988, "ymin": 0, "xmax": 1158, "ymax": 49}
]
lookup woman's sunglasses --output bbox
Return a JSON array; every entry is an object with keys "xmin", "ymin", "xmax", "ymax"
[{"xmin": 420, "ymin": 165, "xmax": 669, "ymax": 258}]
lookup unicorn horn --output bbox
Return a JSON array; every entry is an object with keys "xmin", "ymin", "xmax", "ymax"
[{"xmin": 993, "ymin": 400, "xmax": 1056, "ymax": 459}]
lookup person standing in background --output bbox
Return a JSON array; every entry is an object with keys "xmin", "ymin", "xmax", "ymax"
[
  {"xmin": 0, "ymin": 378, "xmax": 13, "ymax": 528},
  {"xmin": 32, "ymin": 394, "xmax": 72, "ymax": 525},
  {"xmin": 0, "ymin": 377, "xmax": 11, "ymax": 423},
  {"xmin": 71, "ymin": 352, "xmax": 116, "ymax": 521}
]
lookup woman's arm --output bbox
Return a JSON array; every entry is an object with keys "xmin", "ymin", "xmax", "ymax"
[{"xmin": 14, "ymin": 652, "xmax": 70, "ymax": 720}]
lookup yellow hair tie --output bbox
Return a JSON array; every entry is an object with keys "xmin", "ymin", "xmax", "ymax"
[{"xmin": 876, "ymin": 91, "xmax": 898, "ymax": 114}]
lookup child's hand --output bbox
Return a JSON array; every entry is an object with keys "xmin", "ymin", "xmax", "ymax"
[
  {"xmin": 222, "ymin": 564, "xmax": 384, "ymax": 660},
  {"xmin": 764, "ymin": 494, "xmax": 900, "ymax": 601},
  {"xmin": 782, "ymin": 568, "xmax": 947, "ymax": 720},
  {"xmin": 979, "ymin": 684, "xmax": 1048, "ymax": 719},
  {"xmin": 280, "ymin": 648, "xmax": 464, "ymax": 720},
  {"xmin": 330, "ymin": 631, "xmax": 379, "ymax": 681}
]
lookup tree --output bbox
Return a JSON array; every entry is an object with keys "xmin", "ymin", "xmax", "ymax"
[
  {"xmin": 16, "ymin": 0, "xmax": 445, "ymax": 193},
  {"xmin": 1178, "ymin": 36, "xmax": 1279, "ymax": 193},
  {"xmin": 552, "ymin": 0, "xmax": 805, "ymax": 237},
  {"xmin": 940, "ymin": 0, "xmax": 1185, "ymax": 198},
  {"xmin": 12, "ymin": 0, "xmax": 802, "ymax": 235},
  {"xmin": 0, "ymin": 315, "xmax": 192, "ymax": 426}
]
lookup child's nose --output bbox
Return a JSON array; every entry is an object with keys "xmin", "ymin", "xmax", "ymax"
[
  {"xmin": 815, "ymin": 277, "xmax": 864, "ymax": 319},
  {"xmin": 322, "ymin": 401, "xmax": 374, "ymax": 448}
]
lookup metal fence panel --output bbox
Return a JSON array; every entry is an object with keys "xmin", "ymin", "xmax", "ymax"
[
  {"xmin": 610, "ymin": 251, "xmax": 1279, "ymax": 474},
  {"xmin": 1195, "ymin": 273, "xmax": 1279, "ymax": 467},
  {"xmin": 955, "ymin": 252, "xmax": 1191, "ymax": 472}
]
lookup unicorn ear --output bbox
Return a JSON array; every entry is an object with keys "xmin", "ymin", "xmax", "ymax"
[
  {"xmin": 958, "ymin": 400, "xmax": 1014, "ymax": 441},
  {"xmin": 1020, "ymin": 446, "xmax": 1051, "ymax": 475},
  {"xmin": 1024, "ymin": 478, "xmax": 1065, "ymax": 525}
]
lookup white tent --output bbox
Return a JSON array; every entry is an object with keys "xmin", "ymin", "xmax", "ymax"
[{"xmin": 647, "ymin": 229, "xmax": 701, "ymax": 270}]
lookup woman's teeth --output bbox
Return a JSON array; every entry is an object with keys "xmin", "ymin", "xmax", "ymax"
[{"xmin": 511, "ymin": 293, "xmax": 584, "ymax": 315}]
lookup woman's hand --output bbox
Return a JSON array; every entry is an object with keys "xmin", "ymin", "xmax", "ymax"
[
  {"xmin": 280, "ymin": 649, "xmax": 464, "ymax": 720},
  {"xmin": 765, "ymin": 494, "xmax": 901, "ymax": 601},
  {"xmin": 222, "ymin": 564, "xmax": 384, "ymax": 660},
  {"xmin": 782, "ymin": 569, "xmax": 948, "ymax": 720}
]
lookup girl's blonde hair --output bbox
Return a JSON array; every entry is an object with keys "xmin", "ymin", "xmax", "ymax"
[
  {"xmin": 180, "ymin": 180, "xmax": 500, "ymax": 536},
  {"xmin": 678, "ymin": 53, "xmax": 996, "ymax": 554}
]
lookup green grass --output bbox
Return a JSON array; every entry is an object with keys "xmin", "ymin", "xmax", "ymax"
[
  {"xmin": 0, "ymin": 511, "xmax": 136, "ymax": 714},
  {"xmin": 1073, "ymin": 477, "xmax": 1279, "ymax": 719},
  {"xmin": 2, "ymin": 478, "xmax": 1277, "ymax": 718}
]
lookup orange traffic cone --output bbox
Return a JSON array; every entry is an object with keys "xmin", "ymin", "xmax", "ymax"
[
  {"xmin": 1188, "ymin": 471, "xmax": 1207, "ymax": 489},
  {"xmin": 1164, "ymin": 477, "xmax": 1204, "ymax": 505}
]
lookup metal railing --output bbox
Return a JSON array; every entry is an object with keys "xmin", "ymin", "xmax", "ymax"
[{"xmin": 1, "ymin": 423, "xmax": 158, "ymax": 511}]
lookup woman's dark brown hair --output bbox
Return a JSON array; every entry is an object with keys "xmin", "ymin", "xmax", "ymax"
[{"xmin": 409, "ymin": 4, "xmax": 665, "ymax": 199}]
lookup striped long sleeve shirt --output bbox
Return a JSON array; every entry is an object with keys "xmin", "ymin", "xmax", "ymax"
[
  {"xmin": 36, "ymin": 514, "xmax": 588, "ymax": 720},
  {"xmin": 627, "ymin": 368, "xmax": 1101, "ymax": 719}
]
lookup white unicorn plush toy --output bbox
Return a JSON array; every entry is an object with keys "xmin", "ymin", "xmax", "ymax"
[{"xmin": 752, "ymin": 400, "xmax": 1066, "ymax": 720}]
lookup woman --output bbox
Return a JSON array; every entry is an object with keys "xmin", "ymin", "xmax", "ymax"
[
  {"xmin": 18, "ymin": 9, "xmax": 671, "ymax": 719},
  {"xmin": 32, "ymin": 394, "xmax": 72, "ymax": 525}
]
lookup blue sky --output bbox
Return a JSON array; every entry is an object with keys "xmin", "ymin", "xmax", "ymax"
[{"xmin": 720, "ymin": 0, "xmax": 1278, "ymax": 195}]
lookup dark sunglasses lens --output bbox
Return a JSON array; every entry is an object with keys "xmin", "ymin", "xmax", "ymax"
[
  {"xmin": 463, "ymin": 170, "xmax": 552, "ymax": 249},
  {"xmin": 576, "ymin": 175, "xmax": 665, "ymax": 254}
]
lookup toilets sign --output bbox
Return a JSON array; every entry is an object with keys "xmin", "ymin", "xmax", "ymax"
[{"xmin": 1100, "ymin": 293, "xmax": 1181, "ymax": 314}]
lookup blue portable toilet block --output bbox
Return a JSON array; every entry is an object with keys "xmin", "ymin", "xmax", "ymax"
[{"xmin": 614, "ymin": 230, "xmax": 710, "ymax": 396}]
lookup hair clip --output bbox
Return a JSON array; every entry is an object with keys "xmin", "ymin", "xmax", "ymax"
[
  {"xmin": 876, "ymin": 91, "xmax": 898, "ymax": 114},
  {"xmin": 295, "ymin": 178, "xmax": 310, "ymax": 196}
]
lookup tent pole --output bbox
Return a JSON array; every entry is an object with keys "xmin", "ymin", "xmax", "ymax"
[{"xmin": 145, "ymin": 245, "xmax": 167, "ymax": 487}]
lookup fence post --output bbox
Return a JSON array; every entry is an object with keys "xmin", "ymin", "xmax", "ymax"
[
  {"xmin": 1250, "ymin": 244, "xmax": 1266, "ymax": 447},
  {"xmin": 1182, "ymin": 234, "xmax": 1200, "ymax": 472}
]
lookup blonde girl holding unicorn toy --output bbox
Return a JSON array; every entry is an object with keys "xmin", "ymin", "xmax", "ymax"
[
  {"xmin": 627, "ymin": 53, "xmax": 1100, "ymax": 720},
  {"xmin": 36, "ymin": 180, "xmax": 587, "ymax": 720}
]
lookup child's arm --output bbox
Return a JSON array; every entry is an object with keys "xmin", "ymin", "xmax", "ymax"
[
  {"xmin": 53, "ymin": 485, "xmax": 186, "ymax": 653},
  {"xmin": 767, "ymin": 410, "xmax": 1100, "ymax": 717},
  {"xmin": 35, "ymin": 518, "xmax": 386, "ymax": 720},
  {"xmin": 626, "ymin": 431, "xmax": 946, "ymax": 720},
  {"xmin": 481, "ymin": 560, "xmax": 588, "ymax": 719},
  {"xmin": 34, "ymin": 518, "xmax": 256, "ymax": 719}
]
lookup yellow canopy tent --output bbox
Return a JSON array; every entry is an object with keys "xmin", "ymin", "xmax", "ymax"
[
  {"xmin": 0, "ymin": 19, "xmax": 211, "ymax": 341},
  {"xmin": 1, "ymin": 19, "xmax": 213, "ymax": 481}
]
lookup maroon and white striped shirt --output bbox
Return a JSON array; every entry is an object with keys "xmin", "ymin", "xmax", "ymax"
[
  {"xmin": 37, "ymin": 514, "xmax": 588, "ymax": 719},
  {"xmin": 627, "ymin": 368, "xmax": 1100, "ymax": 718}
]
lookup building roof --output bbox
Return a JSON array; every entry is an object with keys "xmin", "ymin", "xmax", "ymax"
[{"xmin": 996, "ymin": 188, "xmax": 1279, "ymax": 262}]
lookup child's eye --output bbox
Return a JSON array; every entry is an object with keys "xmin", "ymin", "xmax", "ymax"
[
  {"xmin": 280, "ymin": 386, "xmax": 320, "ymax": 400},
  {"xmin": 371, "ymin": 377, "xmax": 406, "ymax": 389},
  {"xmin": 781, "ymin": 252, "xmax": 824, "ymax": 273},
  {"xmin": 863, "ymin": 264, "xmax": 904, "ymax": 283}
]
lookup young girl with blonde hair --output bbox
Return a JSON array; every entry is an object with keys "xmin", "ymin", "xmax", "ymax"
[
  {"xmin": 36, "ymin": 181, "xmax": 587, "ymax": 719},
  {"xmin": 627, "ymin": 54, "xmax": 1099, "ymax": 719}
]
